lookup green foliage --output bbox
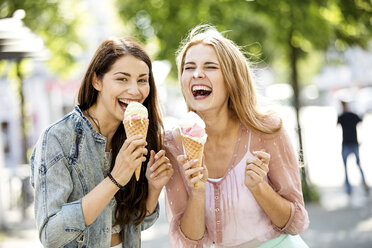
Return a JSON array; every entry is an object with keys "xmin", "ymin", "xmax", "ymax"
[
  {"xmin": 298, "ymin": 166, "xmax": 320, "ymax": 203},
  {"xmin": 116, "ymin": 0, "xmax": 372, "ymax": 81},
  {"xmin": 302, "ymin": 181, "xmax": 320, "ymax": 203},
  {"xmin": 116, "ymin": 0, "xmax": 272, "ymax": 77},
  {"xmin": 0, "ymin": 0, "xmax": 89, "ymax": 77}
]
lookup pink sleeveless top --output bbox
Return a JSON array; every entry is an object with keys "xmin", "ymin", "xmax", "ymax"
[{"xmin": 164, "ymin": 123, "xmax": 309, "ymax": 248}]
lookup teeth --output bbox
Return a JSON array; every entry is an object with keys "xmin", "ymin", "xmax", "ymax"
[
  {"xmin": 119, "ymin": 99, "xmax": 137, "ymax": 105},
  {"xmin": 192, "ymin": 85, "xmax": 212, "ymax": 92}
]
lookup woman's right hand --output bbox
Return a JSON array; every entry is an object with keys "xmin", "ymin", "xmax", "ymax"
[
  {"xmin": 111, "ymin": 134, "xmax": 148, "ymax": 186},
  {"xmin": 177, "ymin": 155, "xmax": 208, "ymax": 193}
]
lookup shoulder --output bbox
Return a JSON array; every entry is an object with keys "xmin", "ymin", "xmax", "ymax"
[
  {"xmin": 164, "ymin": 128, "xmax": 182, "ymax": 156},
  {"xmin": 351, "ymin": 112, "xmax": 361, "ymax": 120},
  {"xmin": 34, "ymin": 111, "xmax": 84, "ymax": 159},
  {"xmin": 250, "ymin": 114, "xmax": 283, "ymax": 140},
  {"xmin": 165, "ymin": 128, "xmax": 181, "ymax": 145},
  {"xmin": 262, "ymin": 114, "xmax": 282, "ymax": 130},
  {"xmin": 164, "ymin": 129, "xmax": 174, "ymax": 143},
  {"xmin": 44, "ymin": 111, "xmax": 80, "ymax": 142}
]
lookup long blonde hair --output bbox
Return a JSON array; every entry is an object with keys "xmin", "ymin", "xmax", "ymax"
[{"xmin": 176, "ymin": 24, "xmax": 281, "ymax": 134}]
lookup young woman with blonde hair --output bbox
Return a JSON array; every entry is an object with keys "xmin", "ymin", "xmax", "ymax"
[{"xmin": 164, "ymin": 25, "xmax": 309, "ymax": 248}]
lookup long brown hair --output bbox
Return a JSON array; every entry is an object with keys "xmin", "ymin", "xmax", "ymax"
[
  {"xmin": 176, "ymin": 25, "xmax": 281, "ymax": 133},
  {"xmin": 78, "ymin": 37, "xmax": 163, "ymax": 226}
]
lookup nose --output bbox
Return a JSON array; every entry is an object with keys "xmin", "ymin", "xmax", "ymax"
[
  {"xmin": 127, "ymin": 81, "xmax": 140, "ymax": 95},
  {"xmin": 193, "ymin": 68, "xmax": 205, "ymax": 78}
]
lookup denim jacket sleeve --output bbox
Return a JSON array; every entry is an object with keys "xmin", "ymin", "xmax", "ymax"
[
  {"xmin": 123, "ymin": 202, "xmax": 160, "ymax": 248},
  {"xmin": 31, "ymin": 130, "xmax": 87, "ymax": 247},
  {"xmin": 141, "ymin": 202, "xmax": 160, "ymax": 231}
]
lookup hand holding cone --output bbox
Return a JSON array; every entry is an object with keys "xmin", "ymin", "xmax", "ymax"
[
  {"xmin": 123, "ymin": 102, "xmax": 149, "ymax": 181},
  {"xmin": 179, "ymin": 112, "xmax": 207, "ymax": 189}
]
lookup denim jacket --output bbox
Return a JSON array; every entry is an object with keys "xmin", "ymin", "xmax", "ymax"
[{"xmin": 30, "ymin": 106, "xmax": 159, "ymax": 248}]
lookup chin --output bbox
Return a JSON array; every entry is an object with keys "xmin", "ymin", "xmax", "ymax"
[{"xmin": 189, "ymin": 105, "xmax": 209, "ymax": 113}]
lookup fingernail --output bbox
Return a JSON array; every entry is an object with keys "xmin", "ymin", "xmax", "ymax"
[
  {"xmin": 150, "ymin": 173, "xmax": 155, "ymax": 178},
  {"xmin": 193, "ymin": 159, "xmax": 198, "ymax": 163}
]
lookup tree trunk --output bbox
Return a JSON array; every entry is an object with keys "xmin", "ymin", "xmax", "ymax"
[
  {"xmin": 289, "ymin": 42, "xmax": 303, "ymax": 159},
  {"xmin": 16, "ymin": 60, "xmax": 27, "ymax": 164},
  {"xmin": 288, "ymin": 34, "xmax": 319, "ymax": 202}
]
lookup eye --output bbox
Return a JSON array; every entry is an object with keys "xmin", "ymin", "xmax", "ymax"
[
  {"xmin": 138, "ymin": 78, "xmax": 148, "ymax": 84},
  {"xmin": 206, "ymin": 66, "xmax": 218, "ymax": 70},
  {"xmin": 118, "ymin": 78, "xmax": 128, "ymax": 82},
  {"xmin": 184, "ymin": 66, "xmax": 195, "ymax": 70}
]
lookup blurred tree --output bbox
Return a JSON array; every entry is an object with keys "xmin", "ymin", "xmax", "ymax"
[
  {"xmin": 0, "ymin": 0, "xmax": 88, "ymax": 76},
  {"xmin": 0, "ymin": 0, "xmax": 88, "ymax": 163},
  {"xmin": 116, "ymin": 0, "xmax": 273, "ymax": 76},
  {"xmin": 117, "ymin": 0, "xmax": 372, "ymax": 201},
  {"xmin": 249, "ymin": 0, "xmax": 372, "ymax": 202}
]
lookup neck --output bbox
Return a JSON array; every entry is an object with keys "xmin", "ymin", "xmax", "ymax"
[
  {"xmin": 85, "ymin": 105, "xmax": 120, "ymax": 149},
  {"xmin": 198, "ymin": 107, "xmax": 240, "ymax": 141}
]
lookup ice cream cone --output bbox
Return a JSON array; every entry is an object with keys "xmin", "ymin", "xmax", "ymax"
[
  {"xmin": 181, "ymin": 135, "xmax": 204, "ymax": 189},
  {"xmin": 123, "ymin": 118, "xmax": 149, "ymax": 181}
]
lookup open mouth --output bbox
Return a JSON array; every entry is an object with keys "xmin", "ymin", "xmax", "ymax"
[
  {"xmin": 118, "ymin": 99, "xmax": 138, "ymax": 111},
  {"xmin": 192, "ymin": 85, "xmax": 212, "ymax": 99}
]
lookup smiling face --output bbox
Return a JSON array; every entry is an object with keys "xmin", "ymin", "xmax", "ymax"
[
  {"xmin": 93, "ymin": 55, "xmax": 150, "ymax": 123},
  {"xmin": 181, "ymin": 43, "xmax": 228, "ymax": 114}
]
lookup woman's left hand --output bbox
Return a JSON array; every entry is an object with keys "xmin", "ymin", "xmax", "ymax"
[
  {"xmin": 245, "ymin": 150, "xmax": 270, "ymax": 190},
  {"xmin": 146, "ymin": 150, "xmax": 174, "ymax": 191}
]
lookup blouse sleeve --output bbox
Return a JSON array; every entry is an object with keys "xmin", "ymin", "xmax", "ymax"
[
  {"xmin": 31, "ymin": 130, "xmax": 87, "ymax": 247},
  {"xmin": 164, "ymin": 131, "xmax": 206, "ymax": 248},
  {"xmin": 265, "ymin": 127, "xmax": 310, "ymax": 234}
]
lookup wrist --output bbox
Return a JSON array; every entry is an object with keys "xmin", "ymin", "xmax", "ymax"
[
  {"xmin": 148, "ymin": 184, "xmax": 162, "ymax": 196},
  {"xmin": 248, "ymin": 181, "xmax": 265, "ymax": 194},
  {"xmin": 190, "ymin": 190, "xmax": 206, "ymax": 201},
  {"xmin": 107, "ymin": 172, "xmax": 125, "ymax": 191}
]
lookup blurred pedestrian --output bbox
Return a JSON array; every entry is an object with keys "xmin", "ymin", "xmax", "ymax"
[
  {"xmin": 164, "ymin": 24, "xmax": 309, "ymax": 248},
  {"xmin": 337, "ymin": 100, "xmax": 369, "ymax": 196},
  {"xmin": 30, "ymin": 37, "xmax": 173, "ymax": 248}
]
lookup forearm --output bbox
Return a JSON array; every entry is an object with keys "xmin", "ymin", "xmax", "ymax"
[
  {"xmin": 146, "ymin": 186, "xmax": 162, "ymax": 216},
  {"xmin": 250, "ymin": 181, "xmax": 291, "ymax": 228},
  {"xmin": 180, "ymin": 192, "xmax": 206, "ymax": 240},
  {"xmin": 81, "ymin": 177, "xmax": 119, "ymax": 226}
]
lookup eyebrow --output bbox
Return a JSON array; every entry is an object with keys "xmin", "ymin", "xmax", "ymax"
[
  {"xmin": 184, "ymin": 61, "xmax": 219, "ymax": 66},
  {"xmin": 113, "ymin": 72, "xmax": 149, "ymax": 77}
]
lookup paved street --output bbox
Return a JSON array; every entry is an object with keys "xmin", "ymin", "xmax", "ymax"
[{"xmin": 1, "ymin": 186, "xmax": 371, "ymax": 248}]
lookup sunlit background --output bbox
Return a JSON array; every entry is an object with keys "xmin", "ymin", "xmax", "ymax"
[{"xmin": 1, "ymin": 0, "xmax": 372, "ymax": 247}]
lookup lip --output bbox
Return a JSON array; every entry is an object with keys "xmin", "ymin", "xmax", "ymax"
[{"xmin": 190, "ymin": 83, "xmax": 212, "ymax": 100}]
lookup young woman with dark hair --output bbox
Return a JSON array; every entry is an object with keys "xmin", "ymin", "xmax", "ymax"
[{"xmin": 31, "ymin": 37, "xmax": 173, "ymax": 248}]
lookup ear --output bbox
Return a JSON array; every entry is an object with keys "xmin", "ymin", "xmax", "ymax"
[{"xmin": 92, "ymin": 73, "xmax": 102, "ymax": 91}]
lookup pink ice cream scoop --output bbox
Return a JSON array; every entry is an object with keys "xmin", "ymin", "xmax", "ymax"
[
  {"xmin": 179, "ymin": 111, "xmax": 207, "ymax": 144},
  {"xmin": 182, "ymin": 123, "xmax": 206, "ymax": 139}
]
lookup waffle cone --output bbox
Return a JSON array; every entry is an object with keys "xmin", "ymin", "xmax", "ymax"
[
  {"xmin": 181, "ymin": 135, "xmax": 204, "ymax": 189},
  {"xmin": 123, "ymin": 118, "xmax": 149, "ymax": 181}
]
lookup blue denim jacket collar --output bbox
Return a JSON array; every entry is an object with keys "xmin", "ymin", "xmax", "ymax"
[{"xmin": 73, "ymin": 106, "xmax": 106, "ymax": 143}]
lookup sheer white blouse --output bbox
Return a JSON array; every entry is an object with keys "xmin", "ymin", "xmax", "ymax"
[{"xmin": 164, "ymin": 123, "xmax": 309, "ymax": 248}]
